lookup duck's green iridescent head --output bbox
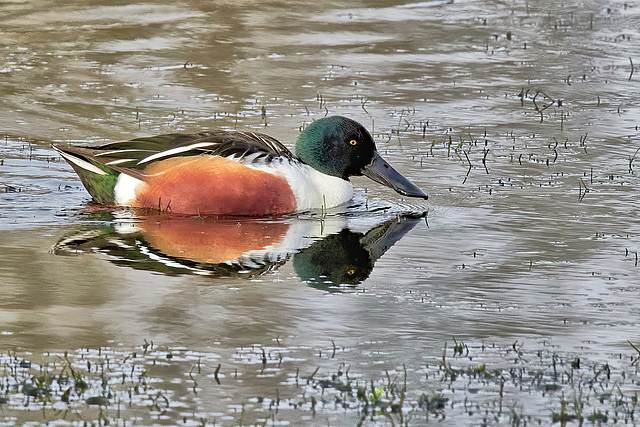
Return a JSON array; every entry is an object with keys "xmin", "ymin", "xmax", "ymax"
[{"xmin": 296, "ymin": 116, "xmax": 428, "ymax": 199}]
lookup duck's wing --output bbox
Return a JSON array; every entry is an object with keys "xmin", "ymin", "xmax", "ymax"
[{"xmin": 53, "ymin": 131, "xmax": 296, "ymax": 181}]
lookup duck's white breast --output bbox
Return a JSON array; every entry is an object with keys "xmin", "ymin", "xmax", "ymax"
[{"xmin": 243, "ymin": 156, "xmax": 353, "ymax": 211}]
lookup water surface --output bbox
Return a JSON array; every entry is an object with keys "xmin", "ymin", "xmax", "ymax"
[{"xmin": 2, "ymin": 0, "xmax": 640, "ymax": 425}]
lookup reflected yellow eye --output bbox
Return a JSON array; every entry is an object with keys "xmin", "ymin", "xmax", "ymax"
[
  {"xmin": 349, "ymin": 139, "xmax": 357, "ymax": 146},
  {"xmin": 347, "ymin": 269, "xmax": 356, "ymax": 275}
]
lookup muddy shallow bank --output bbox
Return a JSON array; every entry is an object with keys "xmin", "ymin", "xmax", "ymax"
[
  {"xmin": 2, "ymin": 340, "xmax": 639, "ymax": 426},
  {"xmin": 2, "ymin": 0, "xmax": 640, "ymax": 425}
]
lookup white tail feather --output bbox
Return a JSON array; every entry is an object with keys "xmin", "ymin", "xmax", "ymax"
[{"xmin": 56, "ymin": 149, "xmax": 108, "ymax": 176}]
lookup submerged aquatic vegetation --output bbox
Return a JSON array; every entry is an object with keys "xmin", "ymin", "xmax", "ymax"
[
  {"xmin": 0, "ymin": 343, "xmax": 207, "ymax": 426},
  {"xmin": 1, "ymin": 340, "xmax": 638, "ymax": 426}
]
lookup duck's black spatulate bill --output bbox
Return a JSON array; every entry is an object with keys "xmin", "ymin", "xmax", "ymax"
[{"xmin": 361, "ymin": 151, "xmax": 428, "ymax": 199}]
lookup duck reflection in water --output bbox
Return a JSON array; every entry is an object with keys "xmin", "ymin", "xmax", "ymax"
[{"xmin": 53, "ymin": 211, "xmax": 426, "ymax": 290}]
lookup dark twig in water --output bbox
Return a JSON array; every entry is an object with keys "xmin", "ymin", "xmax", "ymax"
[
  {"xmin": 578, "ymin": 178, "xmax": 589, "ymax": 202},
  {"xmin": 308, "ymin": 366, "xmax": 320, "ymax": 383},
  {"xmin": 396, "ymin": 109, "xmax": 405, "ymax": 136},
  {"xmin": 189, "ymin": 366, "xmax": 198, "ymax": 394},
  {"xmin": 462, "ymin": 151, "xmax": 472, "ymax": 184},
  {"xmin": 550, "ymin": 138, "xmax": 561, "ymax": 163},
  {"xmin": 531, "ymin": 90, "xmax": 554, "ymax": 123},
  {"xmin": 482, "ymin": 148, "xmax": 489, "ymax": 174},
  {"xmin": 630, "ymin": 341, "xmax": 640, "ymax": 363},
  {"xmin": 214, "ymin": 364, "xmax": 221, "ymax": 385},
  {"xmin": 629, "ymin": 57, "xmax": 634, "ymax": 81},
  {"xmin": 361, "ymin": 97, "xmax": 370, "ymax": 113},
  {"xmin": 629, "ymin": 145, "xmax": 640, "ymax": 173}
]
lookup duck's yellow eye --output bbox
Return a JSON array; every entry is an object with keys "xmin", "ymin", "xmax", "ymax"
[
  {"xmin": 349, "ymin": 139, "xmax": 357, "ymax": 146},
  {"xmin": 347, "ymin": 269, "xmax": 356, "ymax": 275}
]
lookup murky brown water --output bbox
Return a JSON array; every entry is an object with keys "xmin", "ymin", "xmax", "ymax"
[{"xmin": 2, "ymin": 0, "xmax": 640, "ymax": 425}]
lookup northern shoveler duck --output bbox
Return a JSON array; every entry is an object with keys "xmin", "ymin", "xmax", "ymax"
[{"xmin": 53, "ymin": 116, "xmax": 427, "ymax": 216}]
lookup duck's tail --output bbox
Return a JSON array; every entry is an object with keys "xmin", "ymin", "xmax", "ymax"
[{"xmin": 52, "ymin": 144, "xmax": 119, "ymax": 204}]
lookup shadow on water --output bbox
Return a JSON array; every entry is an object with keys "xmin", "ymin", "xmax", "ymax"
[{"xmin": 53, "ymin": 209, "xmax": 426, "ymax": 290}]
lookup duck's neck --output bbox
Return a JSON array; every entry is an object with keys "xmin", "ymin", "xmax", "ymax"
[{"xmin": 290, "ymin": 164, "xmax": 354, "ymax": 211}]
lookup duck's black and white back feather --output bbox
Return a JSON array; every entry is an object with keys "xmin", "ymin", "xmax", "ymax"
[{"xmin": 56, "ymin": 131, "xmax": 297, "ymax": 175}]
